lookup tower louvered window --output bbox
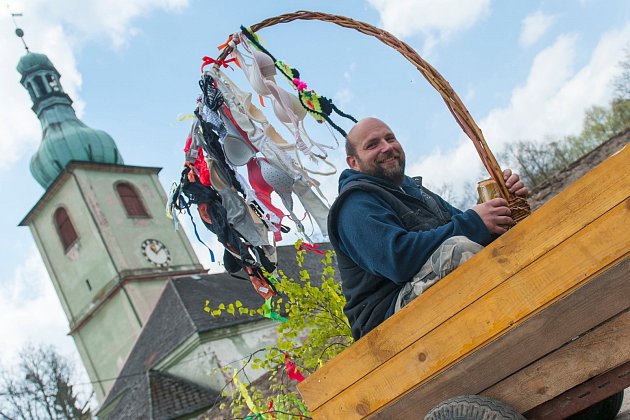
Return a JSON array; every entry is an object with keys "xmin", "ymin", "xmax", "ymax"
[
  {"xmin": 116, "ymin": 183, "xmax": 149, "ymax": 217},
  {"xmin": 54, "ymin": 207, "xmax": 78, "ymax": 250}
]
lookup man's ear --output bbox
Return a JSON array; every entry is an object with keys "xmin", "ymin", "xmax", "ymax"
[{"xmin": 346, "ymin": 155, "xmax": 359, "ymax": 171}]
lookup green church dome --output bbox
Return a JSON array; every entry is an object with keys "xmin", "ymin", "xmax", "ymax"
[
  {"xmin": 30, "ymin": 119, "xmax": 124, "ymax": 188},
  {"xmin": 18, "ymin": 51, "xmax": 124, "ymax": 188},
  {"xmin": 16, "ymin": 52, "xmax": 55, "ymax": 77}
]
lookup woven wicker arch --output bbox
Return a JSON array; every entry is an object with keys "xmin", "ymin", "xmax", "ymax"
[{"xmin": 216, "ymin": 10, "xmax": 529, "ymax": 221}]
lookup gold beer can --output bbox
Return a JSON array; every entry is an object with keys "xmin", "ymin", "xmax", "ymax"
[{"xmin": 477, "ymin": 178, "xmax": 501, "ymax": 203}]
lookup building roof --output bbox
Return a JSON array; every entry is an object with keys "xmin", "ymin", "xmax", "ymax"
[
  {"xmin": 19, "ymin": 161, "xmax": 162, "ymax": 226},
  {"xmin": 148, "ymin": 371, "xmax": 218, "ymax": 419},
  {"xmin": 98, "ymin": 243, "xmax": 333, "ymax": 418},
  {"xmin": 16, "ymin": 51, "xmax": 55, "ymax": 77},
  {"xmin": 17, "ymin": 50, "xmax": 124, "ymax": 189},
  {"xmin": 29, "ymin": 120, "xmax": 124, "ymax": 189}
]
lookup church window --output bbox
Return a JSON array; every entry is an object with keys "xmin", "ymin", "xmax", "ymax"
[
  {"xmin": 116, "ymin": 182, "xmax": 149, "ymax": 218},
  {"xmin": 54, "ymin": 207, "xmax": 78, "ymax": 251},
  {"xmin": 34, "ymin": 75, "xmax": 48, "ymax": 96}
]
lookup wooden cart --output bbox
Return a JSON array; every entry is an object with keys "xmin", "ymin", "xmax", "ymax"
[{"xmin": 297, "ymin": 145, "xmax": 630, "ymax": 419}]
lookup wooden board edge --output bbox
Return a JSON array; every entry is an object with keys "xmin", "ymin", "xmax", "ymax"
[
  {"xmin": 366, "ymin": 257, "xmax": 630, "ymax": 418},
  {"xmin": 483, "ymin": 309, "xmax": 630, "ymax": 413}
]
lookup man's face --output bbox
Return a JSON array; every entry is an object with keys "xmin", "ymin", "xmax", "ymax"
[{"xmin": 346, "ymin": 118, "xmax": 406, "ymax": 186}]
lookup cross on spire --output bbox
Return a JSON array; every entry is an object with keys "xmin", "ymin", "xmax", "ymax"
[{"xmin": 8, "ymin": 5, "xmax": 29, "ymax": 52}]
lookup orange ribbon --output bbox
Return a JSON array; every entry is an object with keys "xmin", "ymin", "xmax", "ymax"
[{"xmin": 216, "ymin": 34, "xmax": 233, "ymax": 51}]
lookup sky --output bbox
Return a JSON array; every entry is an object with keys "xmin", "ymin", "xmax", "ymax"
[{"xmin": 1, "ymin": 0, "xmax": 629, "ymax": 400}]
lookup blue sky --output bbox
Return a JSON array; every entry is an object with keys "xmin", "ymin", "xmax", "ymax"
[{"xmin": 1, "ymin": 0, "xmax": 629, "ymax": 397}]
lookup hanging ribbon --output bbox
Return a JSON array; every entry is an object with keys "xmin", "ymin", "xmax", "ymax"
[
  {"xmin": 267, "ymin": 399, "xmax": 276, "ymax": 419},
  {"xmin": 179, "ymin": 194, "xmax": 215, "ymax": 262},
  {"xmin": 201, "ymin": 56, "xmax": 239, "ymax": 73},
  {"xmin": 233, "ymin": 370, "xmax": 259, "ymax": 415},
  {"xmin": 298, "ymin": 241, "xmax": 325, "ymax": 255},
  {"xmin": 217, "ymin": 34, "xmax": 234, "ymax": 51},
  {"xmin": 263, "ymin": 298, "xmax": 286, "ymax": 323},
  {"xmin": 284, "ymin": 353, "xmax": 305, "ymax": 382}
]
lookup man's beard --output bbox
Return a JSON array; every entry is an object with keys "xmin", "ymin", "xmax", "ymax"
[{"xmin": 356, "ymin": 154, "xmax": 406, "ymax": 186}]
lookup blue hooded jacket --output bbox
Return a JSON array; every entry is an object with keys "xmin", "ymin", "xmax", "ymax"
[{"xmin": 329, "ymin": 169, "xmax": 492, "ymax": 339}]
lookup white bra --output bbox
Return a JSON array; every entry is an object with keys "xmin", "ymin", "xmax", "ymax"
[
  {"xmin": 233, "ymin": 34, "xmax": 338, "ymax": 176},
  {"xmin": 208, "ymin": 66, "xmax": 330, "ymax": 238}
]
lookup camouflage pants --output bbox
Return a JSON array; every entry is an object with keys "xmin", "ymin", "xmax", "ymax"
[{"xmin": 394, "ymin": 236, "xmax": 483, "ymax": 312}]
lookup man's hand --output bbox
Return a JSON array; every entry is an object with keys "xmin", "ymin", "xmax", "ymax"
[
  {"xmin": 472, "ymin": 198, "xmax": 513, "ymax": 235},
  {"xmin": 503, "ymin": 169, "xmax": 528, "ymax": 198}
]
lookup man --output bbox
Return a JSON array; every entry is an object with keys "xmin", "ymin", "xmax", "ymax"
[{"xmin": 328, "ymin": 117, "xmax": 528, "ymax": 340}]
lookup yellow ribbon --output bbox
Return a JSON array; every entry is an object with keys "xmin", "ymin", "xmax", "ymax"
[{"xmin": 233, "ymin": 370, "xmax": 258, "ymax": 414}]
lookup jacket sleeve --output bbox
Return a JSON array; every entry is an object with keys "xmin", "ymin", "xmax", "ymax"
[{"xmin": 336, "ymin": 191, "xmax": 492, "ymax": 284}]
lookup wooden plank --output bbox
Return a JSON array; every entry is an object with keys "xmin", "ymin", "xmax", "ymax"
[
  {"xmin": 370, "ymin": 257, "xmax": 630, "ymax": 418},
  {"xmin": 298, "ymin": 146, "xmax": 630, "ymax": 412},
  {"xmin": 524, "ymin": 361, "xmax": 630, "ymax": 419},
  {"xmin": 311, "ymin": 200, "xmax": 630, "ymax": 419},
  {"xmin": 483, "ymin": 310, "xmax": 630, "ymax": 413}
]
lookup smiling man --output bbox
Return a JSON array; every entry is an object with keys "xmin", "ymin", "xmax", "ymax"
[{"xmin": 328, "ymin": 117, "xmax": 528, "ymax": 340}]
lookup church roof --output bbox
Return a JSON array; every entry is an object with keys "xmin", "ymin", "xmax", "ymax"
[
  {"xmin": 98, "ymin": 243, "xmax": 334, "ymax": 418},
  {"xmin": 16, "ymin": 51, "xmax": 55, "ymax": 77},
  {"xmin": 30, "ymin": 121, "xmax": 124, "ymax": 188},
  {"xmin": 98, "ymin": 273, "xmax": 261, "ymax": 418},
  {"xmin": 148, "ymin": 371, "xmax": 218, "ymax": 419},
  {"xmin": 16, "ymin": 50, "xmax": 124, "ymax": 189},
  {"xmin": 19, "ymin": 161, "xmax": 162, "ymax": 226}
]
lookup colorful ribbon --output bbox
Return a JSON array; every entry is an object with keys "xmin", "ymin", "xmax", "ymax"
[
  {"xmin": 179, "ymin": 193, "xmax": 215, "ymax": 262},
  {"xmin": 233, "ymin": 370, "xmax": 259, "ymax": 415},
  {"xmin": 298, "ymin": 241, "xmax": 325, "ymax": 255},
  {"xmin": 263, "ymin": 298, "xmax": 286, "ymax": 323},
  {"xmin": 284, "ymin": 353, "xmax": 305, "ymax": 382},
  {"xmin": 201, "ymin": 56, "xmax": 239, "ymax": 72}
]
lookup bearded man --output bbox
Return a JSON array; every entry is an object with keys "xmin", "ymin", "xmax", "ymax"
[{"xmin": 328, "ymin": 117, "xmax": 528, "ymax": 340}]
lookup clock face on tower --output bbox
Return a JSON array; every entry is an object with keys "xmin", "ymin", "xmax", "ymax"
[{"xmin": 141, "ymin": 239, "xmax": 171, "ymax": 267}]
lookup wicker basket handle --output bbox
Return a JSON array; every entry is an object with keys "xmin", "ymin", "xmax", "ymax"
[{"xmin": 216, "ymin": 10, "xmax": 530, "ymax": 220}]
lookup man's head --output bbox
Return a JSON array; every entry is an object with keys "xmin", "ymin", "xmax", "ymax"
[{"xmin": 345, "ymin": 117, "xmax": 406, "ymax": 186}]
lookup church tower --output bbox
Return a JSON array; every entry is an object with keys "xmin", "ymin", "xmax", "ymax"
[{"xmin": 17, "ymin": 48, "xmax": 205, "ymax": 401}]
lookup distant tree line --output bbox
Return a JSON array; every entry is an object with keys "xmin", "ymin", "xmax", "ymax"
[{"xmin": 0, "ymin": 345, "xmax": 92, "ymax": 420}]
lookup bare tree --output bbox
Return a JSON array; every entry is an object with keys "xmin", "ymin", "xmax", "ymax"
[{"xmin": 0, "ymin": 345, "xmax": 92, "ymax": 420}]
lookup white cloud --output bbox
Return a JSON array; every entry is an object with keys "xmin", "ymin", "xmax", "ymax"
[
  {"xmin": 367, "ymin": 0, "xmax": 491, "ymax": 51},
  {"xmin": 30, "ymin": 0, "xmax": 189, "ymax": 48},
  {"xmin": 519, "ymin": 11, "xmax": 556, "ymax": 48},
  {"xmin": 335, "ymin": 87, "xmax": 354, "ymax": 107},
  {"xmin": 408, "ymin": 22, "xmax": 630, "ymax": 195},
  {"xmin": 0, "ymin": 0, "xmax": 189, "ymax": 171},
  {"xmin": 0, "ymin": 248, "xmax": 75, "ymax": 366},
  {"xmin": 344, "ymin": 62, "xmax": 357, "ymax": 81}
]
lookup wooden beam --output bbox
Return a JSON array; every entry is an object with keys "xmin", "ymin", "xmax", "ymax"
[
  {"xmin": 524, "ymin": 361, "xmax": 630, "ymax": 419},
  {"xmin": 310, "ymin": 199, "xmax": 630, "ymax": 418},
  {"xmin": 370, "ymin": 258, "xmax": 629, "ymax": 418},
  {"xmin": 483, "ymin": 310, "xmax": 630, "ymax": 413},
  {"xmin": 298, "ymin": 146, "xmax": 630, "ymax": 412}
]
